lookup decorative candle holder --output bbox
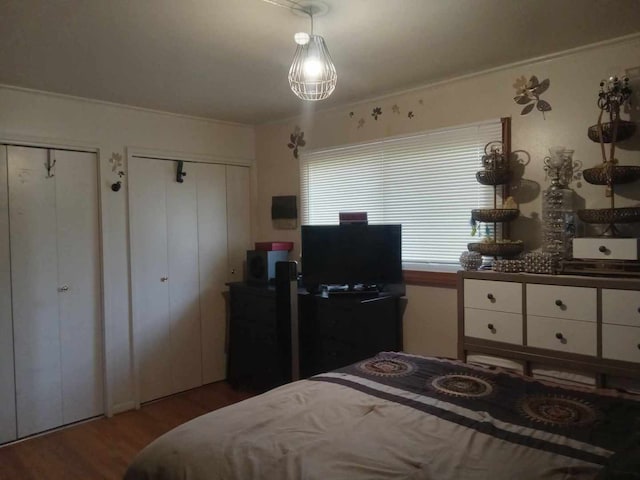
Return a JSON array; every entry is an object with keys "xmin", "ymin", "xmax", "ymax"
[
  {"xmin": 543, "ymin": 146, "xmax": 575, "ymax": 190},
  {"xmin": 542, "ymin": 147, "xmax": 576, "ymax": 265}
]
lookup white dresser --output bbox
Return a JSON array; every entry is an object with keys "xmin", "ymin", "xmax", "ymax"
[{"xmin": 458, "ymin": 271, "xmax": 640, "ymax": 384}]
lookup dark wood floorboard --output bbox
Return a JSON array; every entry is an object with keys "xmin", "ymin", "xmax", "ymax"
[{"xmin": 0, "ymin": 382, "xmax": 253, "ymax": 480}]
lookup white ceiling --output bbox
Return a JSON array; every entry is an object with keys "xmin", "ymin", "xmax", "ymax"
[{"xmin": 1, "ymin": 0, "xmax": 640, "ymax": 125}]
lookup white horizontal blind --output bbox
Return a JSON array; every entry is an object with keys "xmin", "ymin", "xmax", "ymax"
[{"xmin": 300, "ymin": 120, "xmax": 502, "ymax": 264}]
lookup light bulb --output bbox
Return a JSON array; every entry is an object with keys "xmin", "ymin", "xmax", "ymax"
[
  {"xmin": 303, "ymin": 58, "xmax": 322, "ymax": 79},
  {"xmin": 294, "ymin": 32, "xmax": 310, "ymax": 45}
]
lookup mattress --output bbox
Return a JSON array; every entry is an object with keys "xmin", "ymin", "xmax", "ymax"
[{"xmin": 124, "ymin": 353, "xmax": 640, "ymax": 480}]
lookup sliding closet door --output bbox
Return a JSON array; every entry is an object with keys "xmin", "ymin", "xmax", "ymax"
[
  {"xmin": 225, "ymin": 165, "xmax": 251, "ymax": 283},
  {"xmin": 195, "ymin": 163, "xmax": 228, "ymax": 383},
  {"xmin": 130, "ymin": 157, "xmax": 172, "ymax": 403},
  {"xmin": 0, "ymin": 146, "xmax": 16, "ymax": 444},
  {"xmin": 8, "ymin": 146, "xmax": 103, "ymax": 437},
  {"xmin": 9, "ymin": 147, "xmax": 63, "ymax": 437},
  {"xmin": 54, "ymin": 150, "xmax": 103, "ymax": 424},
  {"xmin": 166, "ymin": 162, "xmax": 202, "ymax": 393},
  {"xmin": 131, "ymin": 158, "xmax": 250, "ymax": 401}
]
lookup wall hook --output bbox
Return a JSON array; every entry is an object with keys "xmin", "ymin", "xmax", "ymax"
[
  {"xmin": 176, "ymin": 160, "xmax": 187, "ymax": 183},
  {"xmin": 46, "ymin": 153, "xmax": 56, "ymax": 178},
  {"xmin": 111, "ymin": 181, "xmax": 122, "ymax": 192}
]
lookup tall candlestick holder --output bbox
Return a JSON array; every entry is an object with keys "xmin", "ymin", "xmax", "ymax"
[{"xmin": 542, "ymin": 147, "xmax": 577, "ymax": 266}]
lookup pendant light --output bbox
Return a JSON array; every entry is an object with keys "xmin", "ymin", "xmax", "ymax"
[{"xmin": 288, "ymin": 6, "xmax": 337, "ymax": 101}]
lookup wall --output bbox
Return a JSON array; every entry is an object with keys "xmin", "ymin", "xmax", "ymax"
[
  {"xmin": 254, "ymin": 36, "xmax": 640, "ymax": 359},
  {"xmin": 1, "ymin": 35, "xmax": 639, "ymax": 412},
  {"xmin": 0, "ymin": 86, "xmax": 255, "ymax": 414}
]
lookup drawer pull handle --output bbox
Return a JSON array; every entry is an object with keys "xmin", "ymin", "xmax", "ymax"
[
  {"xmin": 555, "ymin": 299, "xmax": 563, "ymax": 307},
  {"xmin": 598, "ymin": 245, "xmax": 610, "ymax": 254},
  {"xmin": 487, "ymin": 323, "xmax": 494, "ymax": 330},
  {"xmin": 487, "ymin": 293, "xmax": 495, "ymax": 301},
  {"xmin": 555, "ymin": 332, "xmax": 564, "ymax": 340}
]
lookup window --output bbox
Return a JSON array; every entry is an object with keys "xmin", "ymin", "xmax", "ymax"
[{"xmin": 300, "ymin": 119, "xmax": 504, "ymax": 265}]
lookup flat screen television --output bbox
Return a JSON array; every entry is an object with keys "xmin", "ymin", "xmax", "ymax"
[{"xmin": 301, "ymin": 224, "xmax": 402, "ymax": 292}]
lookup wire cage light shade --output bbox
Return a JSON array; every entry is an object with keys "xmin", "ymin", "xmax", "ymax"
[{"xmin": 288, "ymin": 34, "xmax": 337, "ymax": 101}]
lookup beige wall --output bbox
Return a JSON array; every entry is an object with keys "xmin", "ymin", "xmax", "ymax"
[
  {"xmin": 1, "ymin": 35, "xmax": 638, "ymax": 412},
  {"xmin": 403, "ymin": 286, "xmax": 458, "ymax": 358},
  {"xmin": 0, "ymin": 85, "xmax": 255, "ymax": 414},
  {"xmin": 254, "ymin": 36, "xmax": 640, "ymax": 359}
]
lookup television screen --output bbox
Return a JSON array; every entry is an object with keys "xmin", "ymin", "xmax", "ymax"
[{"xmin": 301, "ymin": 224, "xmax": 402, "ymax": 291}]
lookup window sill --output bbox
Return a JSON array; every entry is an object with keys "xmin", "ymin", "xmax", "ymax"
[{"xmin": 403, "ymin": 265, "xmax": 459, "ymax": 288}]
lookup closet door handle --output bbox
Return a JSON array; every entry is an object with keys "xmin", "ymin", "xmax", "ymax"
[
  {"xmin": 58, "ymin": 285, "xmax": 69, "ymax": 292},
  {"xmin": 160, "ymin": 276, "xmax": 169, "ymax": 282}
]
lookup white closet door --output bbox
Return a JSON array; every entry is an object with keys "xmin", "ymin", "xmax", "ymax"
[
  {"xmin": 195, "ymin": 163, "xmax": 228, "ymax": 383},
  {"xmin": 166, "ymin": 161, "xmax": 202, "ymax": 393},
  {"xmin": 129, "ymin": 157, "xmax": 172, "ymax": 403},
  {"xmin": 225, "ymin": 165, "xmax": 251, "ymax": 282},
  {"xmin": 0, "ymin": 146, "xmax": 16, "ymax": 444},
  {"xmin": 53, "ymin": 150, "xmax": 103, "ymax": 424},
  {"xmin": 131, "ymin": 158, "xmax": 247, "ymax": 400},
  {"xmin": 9, "ymin": 146, "xmax": 63, "ymax": 437}
]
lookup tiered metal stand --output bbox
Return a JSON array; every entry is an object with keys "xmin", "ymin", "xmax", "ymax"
[
  {"xmin": 562, "ymin": 106, "xmax": 640, "ymax": 276},
  {"xmin": 577, "ymin": 164, "xmax": 640, "ymax": 237},
  {"xmin": 467, "ymin": 142, "xmax": 523, "ymax": 262},
  {"xmin": 577, "ymin": 75, "xmax": 638, "ymax": 238},
  {"xmin": 563, "ymin": 165, "xmax": 640, "ymax": 276}
]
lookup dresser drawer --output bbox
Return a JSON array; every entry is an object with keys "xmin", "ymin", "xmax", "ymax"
[
  {"xmin": 527, "ymin": 316, "xmax": 596, "ymax": 356},
  {"xmin": 602, "ymin": 324, "xmax": 640, "ymax": 363},
  {"xmin": 526, "ymin": 284, "xmax": 596, "ymax": 322},
  {"xmin": 464, "ymin": 279, "xmax": 522, "ymax": 313},
  {"xmin": 573, "ymin": 238, "xmax": 639, "ymax": 260},
  {"xmin": 464, "ymin": 308, "xmax": 523, "ymax": 345},
  {"xmin": 602, "ymin": 289, "xmax": 640, "ymax": 327}
]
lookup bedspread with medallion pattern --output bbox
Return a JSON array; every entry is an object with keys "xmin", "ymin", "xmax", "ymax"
[{"xmin": 125, "ymin": 352, "xmax": 640, "ymax": 480}]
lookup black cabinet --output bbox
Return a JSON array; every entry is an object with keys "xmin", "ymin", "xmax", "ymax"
[
  {"xmin": 227, "ymin": 283, "xmax": 281, "ymax": 391},
  {"xmin": 306, "ymin": 294, "xmax": 402, "ymax": 375},
  {"xmin": 227, "ymin": 283, "xmax": 404, "ymax": 391}
]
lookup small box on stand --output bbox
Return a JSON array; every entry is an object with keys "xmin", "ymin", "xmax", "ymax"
[
  {"xmin": 339, "ymin": 212, "xmax": 368, "ymax": 225},
  {"xmin": 246, "ymin": 241, "xmax": 294, "ymax": 284}
]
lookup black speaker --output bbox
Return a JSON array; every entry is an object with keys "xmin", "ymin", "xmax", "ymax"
[
  {"xmin": 246, "ymin": 250, "xmax": 289, "ymax": 284},
  {"xmin": 275, "ymin": 261, "xmax": 299, "ymax": 382}
]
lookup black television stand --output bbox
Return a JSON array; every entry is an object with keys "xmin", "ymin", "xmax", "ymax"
[{"xmin": 226, "ymin": 280, "xmax": 404, "ymax": 390}]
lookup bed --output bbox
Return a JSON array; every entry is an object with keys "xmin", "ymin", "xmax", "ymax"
[{"xmin": 124, "ymin": 352, "xmax": 640, "ymax": 479}]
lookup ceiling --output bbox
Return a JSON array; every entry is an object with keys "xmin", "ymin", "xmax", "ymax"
[{"xmin": 1, "ymin": 0, "xmax": 640, "ymax": 125}]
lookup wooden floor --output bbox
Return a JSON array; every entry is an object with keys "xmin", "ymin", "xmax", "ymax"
[{"xmin": 0, "ymin": 382, "xmax": 253, "ymax": 480}]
